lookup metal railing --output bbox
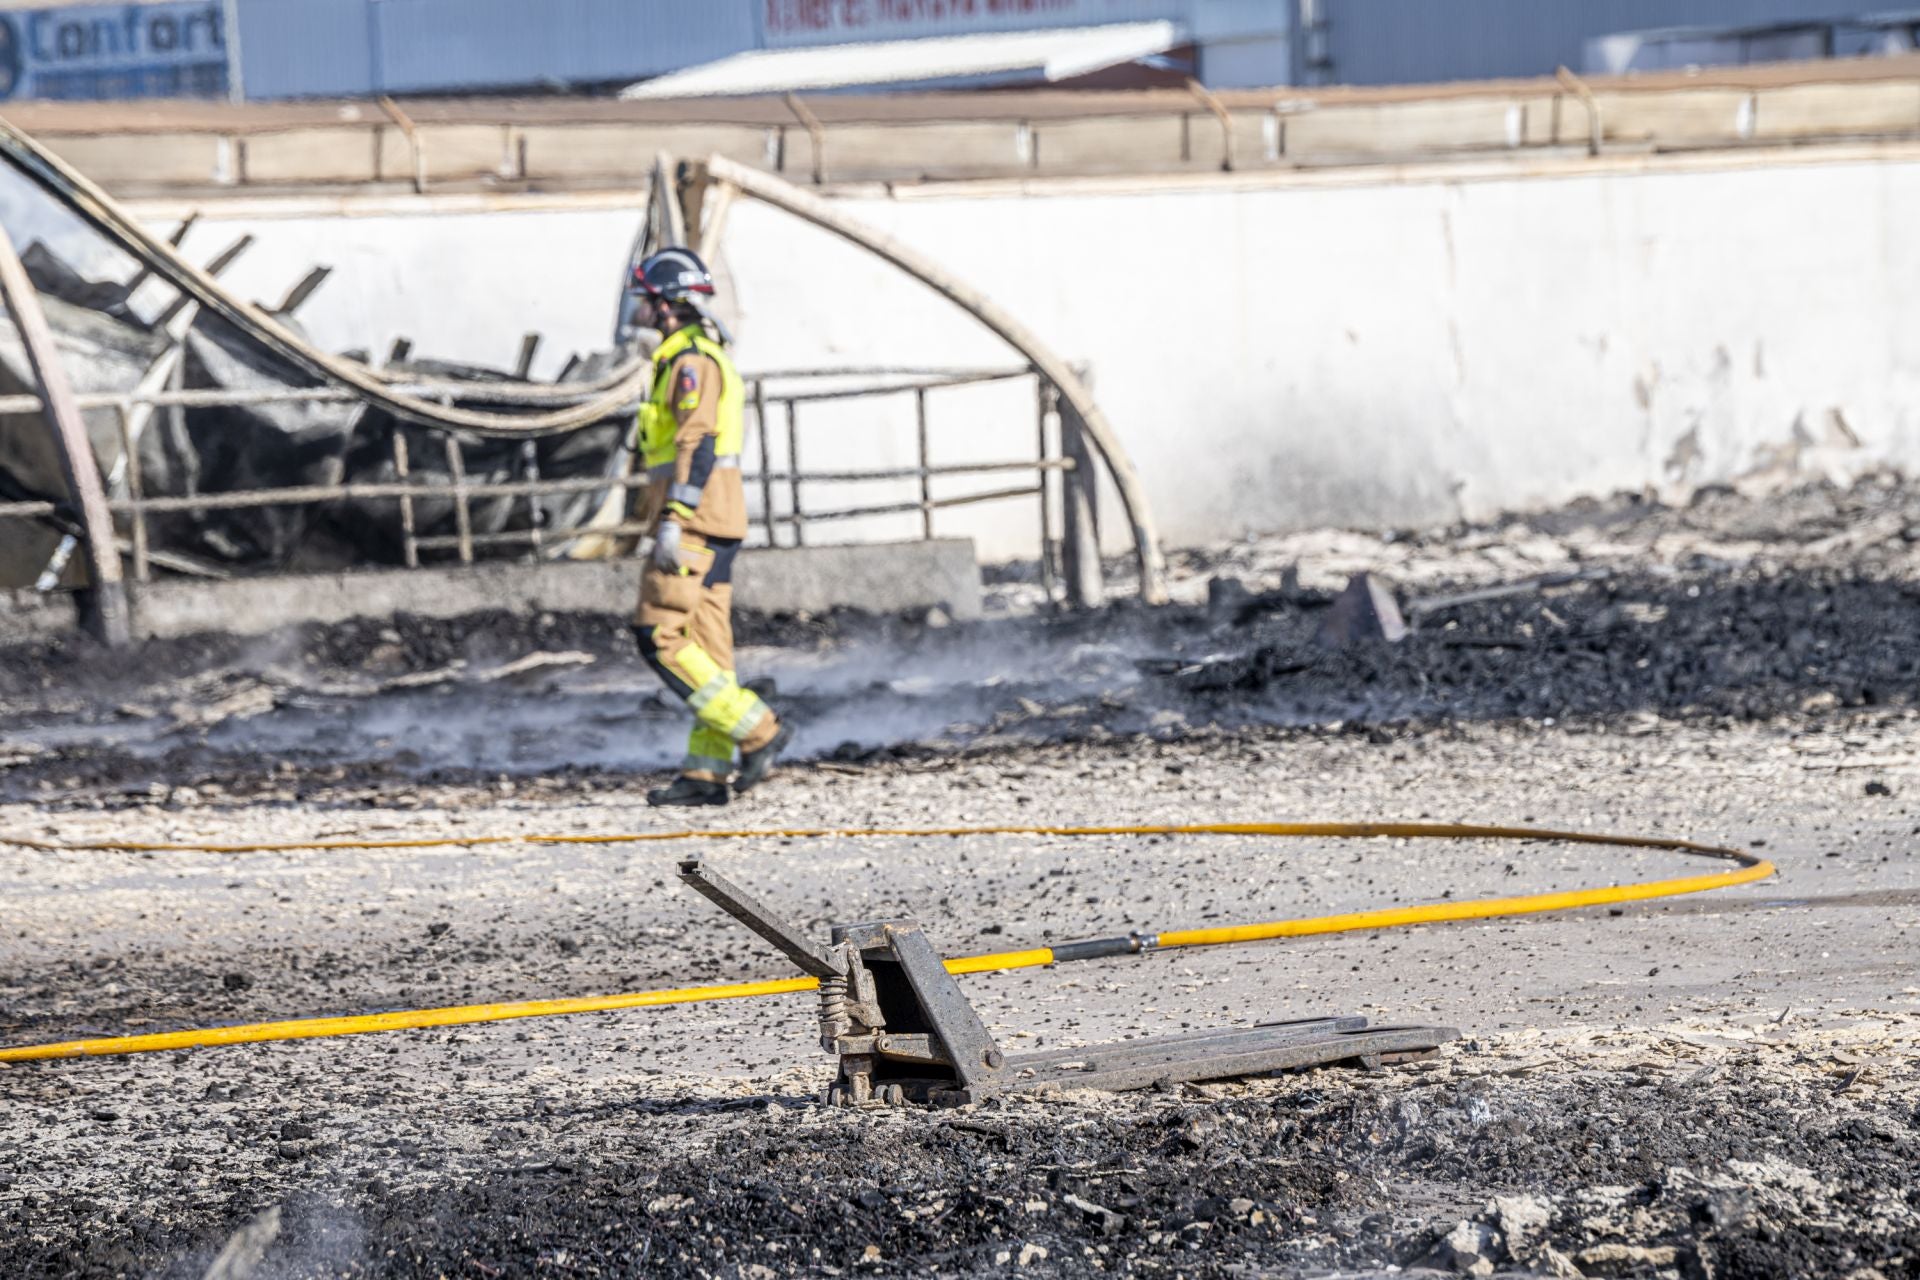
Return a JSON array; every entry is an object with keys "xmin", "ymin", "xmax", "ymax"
[
  {"xmin": 746, "ymin": 366, "xmax": 1048, "ymax": 521},
  {"xmin": 0, "ymin": 363, "xmax": 1105, "ymax": 604}
]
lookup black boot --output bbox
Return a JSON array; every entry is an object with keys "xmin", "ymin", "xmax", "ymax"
[
  {"xmin": 647, "ymin": 776, "xmax": 730, "ymax": 807},
  {"xmin": 733, "ymin": 723, "xmax": 794, "ymax": 795}
]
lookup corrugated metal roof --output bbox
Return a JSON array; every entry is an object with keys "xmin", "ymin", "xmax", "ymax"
[{"xmin": 621, "ymin": 22, "xmax": 1187, "ymax": 99}]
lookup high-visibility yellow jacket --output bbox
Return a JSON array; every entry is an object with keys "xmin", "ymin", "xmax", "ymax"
[{"xmin": 636, "ymin": 325, "xmax": 748, "ymax": 541}]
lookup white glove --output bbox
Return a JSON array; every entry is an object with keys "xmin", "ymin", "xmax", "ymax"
[{"xmin": 650, "ymin": 517, "xmax": 683, "ymax": 573}]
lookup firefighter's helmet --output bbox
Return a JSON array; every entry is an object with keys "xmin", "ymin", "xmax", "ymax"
[{"xmin": 630, "ymin": 248, "xmax": 715, "ymax": 302}]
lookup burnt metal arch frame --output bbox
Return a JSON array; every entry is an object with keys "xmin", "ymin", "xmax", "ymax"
[{"xmin": 692, "ymin": 154, "xmax": 1169, "ymax": 606}]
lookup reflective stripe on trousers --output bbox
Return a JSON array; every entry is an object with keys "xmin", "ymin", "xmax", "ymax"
[
  {"xmin": 671, "ymin": 644, "xmax": 772, "ymax": 747},
  {"xmin": 681, "ymin": 726, "xmax": 737, "ymax": 782},
  {"xmin": 633, "ymin": 532, "xmax": 779, "ymax": 778}
]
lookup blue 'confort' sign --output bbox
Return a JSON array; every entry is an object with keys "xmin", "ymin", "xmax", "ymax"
[{"xmin": 0, "ymin": 2, "xmax": 229, "ymax": 101}]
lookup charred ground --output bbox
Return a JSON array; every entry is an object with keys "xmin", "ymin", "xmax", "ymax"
[
  {"xmin": 4, "ymin": 478, "xmax": 1920, "ymax": 1279},
  {"xmin": 5, "ymin": 534, "xmax": 1920, "ymax": 804},
  {"xmin": 24, "ymin": 1040, "xmax": 1919, "ymax": 1280}
]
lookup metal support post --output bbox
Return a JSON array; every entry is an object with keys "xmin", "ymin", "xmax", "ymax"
[
  {"xmin": 442, "ymin": 434, "xmax": 474, "ymax": 564},
  {"xmin": 1036, "ymin": 374, "xmax": 1058, "ymax": 605},
  {"xmin": 1185, "ymin": 78, "xmax": 1238, "ymax": 171},
  {"xmin": 272, "ymin": 266, "xmax": 332, "ymax": 318},
  {"xmin": 753, "ymin": 379, "xmax": 776, "ymax": 547},
  {"xmin": 116, "ymin": 405, "xmax": 150, "ymax": 584},
  {"xmin": 785, "ymin": 399, "xmax": 804, "ymax": 547},
  {"xmin": 379, "ymin": 96, "xmax": 427, "ymax": 193},
  {"xmin": 520, "ymin": 438, "xmax": 544, "ymax": 559},
  {"xmin": 0, "ymin": 223, "xmax": 130, "ymax": 645},
  {"xmin": 121, "ymin": 212, "xmax": 198, "ymax": 302},
  {"xmin": 1058, "ymin": 390, "xmax": 1105, "ymax": 610},
  {"xmin": 915, "ymin": 386, "xmax": 933, "ymax": 541},
  {"xmin": 156, "ymin": 233, "xmax": 252, "ymax": 329},
  {"xmin": 514, "ymin": 332, "xmax": 541, "ymax": 381},
  {"xmin": 784, "ymin": 93, "xmax": 827, "ymax": 184},
  {"xmin": 1556, "ymin": 67, "xmax": 1604, "ymax": 156},
  {"xmin": 392, "ymin": 432, "xmax": 418, "ymax": 568}
]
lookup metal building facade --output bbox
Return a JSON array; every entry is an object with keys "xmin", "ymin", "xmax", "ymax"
[
  {"xmin": 1300, "ymin": 0, "xmax": 1901, "ymax": 86},
  {"xmin": 230, "ymin": 0, "xmax": 1283, "ymax": 99},
  {"xmin": 234, "ymin": 0, "xmax": 754, "ymax": 98},
  {"xmin": 232, "ymin": 0, "xmax": 372, "ymax": 99},
  {"xmin": 372, "ymin": 0, "xmax": 752, "ymax": 94},
  {"xmin": 17, "ymin": 0, "xmax": 1914, "ymax": 101}
]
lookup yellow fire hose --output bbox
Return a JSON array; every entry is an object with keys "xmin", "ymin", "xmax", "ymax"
[{"xmin": 0, "ymin": 822, "xmax": 1773, "ymax": 1064}]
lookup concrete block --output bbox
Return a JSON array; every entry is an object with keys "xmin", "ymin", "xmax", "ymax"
[
  {"xmin": 127, "ymin": 539, "xmax": 982, "ymax": 640},
  {"xmin": 1517, "ymin": 96, "xmax": 1562, "ymax": 148},
  {"xmin": 520, "ymin": 124, "xmax": 772, "ymax": 180},
  {"xmin": 1229, "ymin": 110, "xmax": 1282, "ymax": 165},
  {"xmin": 737, "ymin": 538, "xmax": 981, "ymax": 619},
  {"xmin": 244, "ymin": 128, "xmax": 380, "ymax": 185},
  {"xmin": 1592, "ymin": 89, "xmax": 1748, "ymax": 145},
  {"xmin": 378, "ymin": 124, "xmax": 515, "ymax": 183},
  {"xmin": 796, "ymin": 123, "xmax": 1025, "ymax": 180},
  {"xmin": 1031, "ymin": 116, "xmax": 1185, "ymax": 173},
  {"xmin": 1287, "ymin": 98, "xmax": 1514, "ymax": 157},
  {"xmin": 41, "ymin": 133, "xmax": 227, "ymax": 187},
  {"xmin": 1180, "ymin": 112, "xmax": 1233, "ymax": 170},
  {"xmin": 1754, "ymin": 83, "xmax": 1920, "ymax": 140}
]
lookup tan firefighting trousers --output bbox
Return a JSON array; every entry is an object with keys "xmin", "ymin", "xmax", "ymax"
[{"xmin": 634, "ymin": 531, "xmax": 778, "ymax": 781}]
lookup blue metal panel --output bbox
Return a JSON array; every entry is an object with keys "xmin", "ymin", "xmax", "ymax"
[
  {"xmin": 1314, "ymin": 0, "xmax": 1900, "ymax": 86},
  {"xmin": 1589, "ymin": 11, "xmax": 1920, "ymax": 74},
  {"xmin": 235, "ymin": 0, "xmax": 756, "ymax": 99},
  {"xmin": 235, "ymin": 0, "xmax": 375, "ymax": 98},
  {"xmin": 369, "ymin": 0, "xmax": 754, "ymax": 95},
  {"xmin": 238, "ymin": 0, "xmax": 1920, "ymax": 100}
]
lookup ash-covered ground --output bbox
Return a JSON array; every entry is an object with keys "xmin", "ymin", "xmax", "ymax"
[{"xmin": 4, "ymin": 477, "xmax": 1920, "ymax": 1279}]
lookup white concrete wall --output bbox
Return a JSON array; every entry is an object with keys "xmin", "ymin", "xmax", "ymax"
[{"xmin": 85, "ymin": 150, "xmax": 1920, "ymax": 558}]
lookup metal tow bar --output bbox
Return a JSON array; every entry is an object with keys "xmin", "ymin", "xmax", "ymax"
[{"xmin": 678, "ymin": 859, "xmax": 1461, "ymax": 1107}]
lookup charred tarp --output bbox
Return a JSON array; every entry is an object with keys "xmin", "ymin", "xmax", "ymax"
[
  {"xmin": 152, "ymin": 314, "xmax": 366, "ymax": 568},
  {"xmin": 0, "ymin": 248, "xmax": 165, "ymax": 589},
  {"xmin": 0, "ymin": 243, "xmax": 635, "ymax": 589},
  {"xmin": 328, "ymin": 353, "xmax": 630, "ymax": 566}
]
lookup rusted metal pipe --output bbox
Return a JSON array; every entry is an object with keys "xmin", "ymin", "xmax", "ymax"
[{"xmin": 0, "ymin": 222, "xmax": 130, "ymax": 644}]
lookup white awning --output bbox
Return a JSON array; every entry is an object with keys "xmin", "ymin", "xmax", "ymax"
[{"xmin": 620, "ymin": 22, "xmax": 1186, "ymax": 99}]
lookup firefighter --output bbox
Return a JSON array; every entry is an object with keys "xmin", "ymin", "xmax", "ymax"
[{"xmin": 627, "ymin": 248, "xmax": 791, "ymax": 807}]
